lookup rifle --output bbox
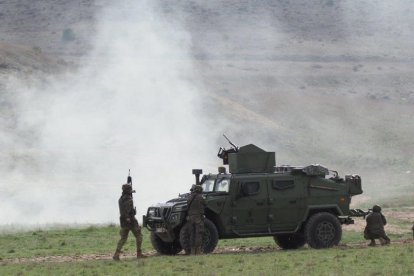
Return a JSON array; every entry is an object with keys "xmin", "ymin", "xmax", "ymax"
[
  {"xmin": 349, "ymin": 208, "xmax": 372, "ymax": 219},
  {"xmin": 223, "ymin": 134, "xmax": 238, "ymax": 150},
  {"xmin": 126, "ymin": 169, "xmax": 136, "ymax": 214},
  {"xmin": 127, "ymin": 169, "xmax": 132, "ymax": 185}
]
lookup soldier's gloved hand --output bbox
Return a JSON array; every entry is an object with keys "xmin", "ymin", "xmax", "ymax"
[{"xmin": 126, "ymin": 218, "xmax": 131, "ymax": 224}]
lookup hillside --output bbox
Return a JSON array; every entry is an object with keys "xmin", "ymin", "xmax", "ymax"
[{"xmin": 0, "ymin": 0, "xmax": 413, "ymax": 225}]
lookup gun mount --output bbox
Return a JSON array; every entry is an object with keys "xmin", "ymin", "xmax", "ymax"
[{"xmin": 217, "ymin": 134, "xmax": 239, "ymax": 165}]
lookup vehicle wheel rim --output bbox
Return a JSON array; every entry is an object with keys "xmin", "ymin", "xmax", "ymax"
[{"xmin": 316, "ymin": 221, "xmax": 335, "ymax": 244}]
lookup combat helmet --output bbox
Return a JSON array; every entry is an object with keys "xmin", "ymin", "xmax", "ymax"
[
  {"xmin": 372, "ymin": 205, "xmax": 381, "ymax": 213},
  {"xmin": 122, "ymin": 183, "xmax": 136, "ymax": 193},
  {"xmin": 190, "ymin": 184, "xmax": 203, "ymax": 193}
]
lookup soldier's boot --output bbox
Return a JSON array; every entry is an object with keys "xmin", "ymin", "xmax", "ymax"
[
  {"xmin": 368, "ymin": 239, "xmax": 376, "ymax": 246},
  {"xmin": 137, "ymin": 250, "xmax": 147, "ymax": 259},
  {"xmin": 112, "ymin": 249, "xmax": 121, "ymax": 261},
  {"xmin": 382, "ymin": 237, "xmax": 391, "ymax": 245}
]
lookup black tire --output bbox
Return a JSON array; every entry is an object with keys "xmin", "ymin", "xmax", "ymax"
[
  {"xmin": 274, "ymin": 233, "xmax": 306, "ymax": 249},
  {"xmin": 150, "ymin": 232, "xmax": 182, "ymax": 255},
  {"xmin": 179, "ymin": 218, "xmax": 219, "ymax": 254},
  {"xmin": 305, "ymin": 212, "xmax": 342, "ymax": 249}
]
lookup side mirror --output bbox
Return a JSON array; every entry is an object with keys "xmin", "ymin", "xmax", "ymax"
[{"xmin": 192, "ymin": 169, "xmax": 203, "ymax": 185}]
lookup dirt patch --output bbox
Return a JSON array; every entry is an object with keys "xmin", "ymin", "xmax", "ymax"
[{"xmin": 386, "ymin": 208, "xmax": 414, "ymax": 221}]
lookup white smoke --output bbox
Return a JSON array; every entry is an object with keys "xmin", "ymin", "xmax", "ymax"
[
  {"xmin": 0, "ymin": 1, "xmax": 214, "ymax": 225},
  {"xmin": 1, "ymin": 0, "xmax": 414, "ymax": 226}
]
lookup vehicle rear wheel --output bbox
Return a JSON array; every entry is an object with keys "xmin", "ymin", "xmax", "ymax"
[
  {"xmin": 274, "ymin": 233, "xmax": 306, "ymax": 249},
  {"xmin": 179, "ymin": 218, "xmax": 219, "ymax": 254},
  {"xmin": 150, "ymin": 232, "xmax": 182, "ymax": 255},
  {"xmin": 305, "ymin": 212, "xmax": 342, "ymax": 249}
]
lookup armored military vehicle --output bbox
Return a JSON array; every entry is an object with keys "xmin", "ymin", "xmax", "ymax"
[{"xmin": 143, "ymin": 141, "xmax": 363, "ymax": 254}]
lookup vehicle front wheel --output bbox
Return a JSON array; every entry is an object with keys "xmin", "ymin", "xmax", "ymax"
[
  {"xmin": 305, "ymin": 212, "xmax": 342, "ymax": 249},
  {"xmin": 150, "ymin": 232, "xmax": 182, "ymax": 255},
  {"xmin": 179, "ymin": 218, "xmax": 219, "ymax": 254},
  {"xmin": 274, "ymin": 233, "xmax": 306, "ymax": 249}
]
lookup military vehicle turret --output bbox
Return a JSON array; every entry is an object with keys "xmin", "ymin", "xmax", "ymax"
[{"xmin": 143, "ymin": 141, "xmax": 363, "ymax": 254}]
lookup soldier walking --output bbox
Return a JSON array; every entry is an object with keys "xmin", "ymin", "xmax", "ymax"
[
  {"xmin": 364, "ymin": 205, "xmax": 391, "ymax": 246},
  {"xmin": 187, "ymin": 184, "xmax": 206, "ymax": 255},
  {"xmin": 113, "ymin": 183, "xmax": 146, "ymax": 260}
]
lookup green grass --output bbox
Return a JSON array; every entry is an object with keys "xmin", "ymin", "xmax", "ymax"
[
  {"xmin": 1, "ymin": 203, "xmax": 413, "ymax": 276},
  {"xmin": 0, "ymin": 225, "xmax": 154, "ymax": 259},
  {"xmin": 1, "ymin": 220, "xmax": 412, "ymax": 260},
  {"xmin": 0, "ymin": 226, "xmax": 381, "ymax": 260},
  {"xmin": 1, "ymin": 243, "xmax": 413, "ymax": 275}
]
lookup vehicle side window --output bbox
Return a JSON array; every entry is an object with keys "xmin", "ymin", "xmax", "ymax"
[
  {"xmin": 241, "ymin": 182, "xmax": 260, "ymax": 196},
  {"xmin": 272, "ymin": 180, "xmax": 294, "ymax": 190},
  {"xmin": 215, "ymin": 179, "xmax": 230, "ymax": 192}
]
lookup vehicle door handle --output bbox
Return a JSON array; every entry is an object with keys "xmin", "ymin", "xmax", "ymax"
[
  {"xmin": 289, "ymin": 200, "xmax": 296, "ymax": 204},
  {"xmin": 256, "ymin": 200, "xmax": 265, "ymax": 206}
]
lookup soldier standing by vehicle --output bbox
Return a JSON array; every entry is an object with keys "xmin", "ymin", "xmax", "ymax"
[
  {"xmin": 187, "ymin": 184, "xmax": 206, "ymax": 255},
  {"xmin": 113, "ymin": 182, "xmax": 146, "ymax": 260},
  {"xmin": 364, "ymin": 205, "xmax": 391, "ymax": 246}
]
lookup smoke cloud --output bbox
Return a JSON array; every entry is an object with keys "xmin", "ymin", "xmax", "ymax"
[
  {"xmin": 1, "ymin": 0, "xmax": 413, "ymax": 226},
  {"xmin": 0, "ymin": 1, "xmax": 215, "ymax": 225}
]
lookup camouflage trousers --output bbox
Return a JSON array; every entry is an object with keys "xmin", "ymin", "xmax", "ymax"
[
  {"xmin": 364, "ymin": 228, "xmax": 390, "ymax": 244},
  {"xmin": 116, "ymin": 220, "xmax": 143, "ymax": 252},
  {"xmin": 188, "ymin": 215, "xmax": 204, "ymax": 254}
]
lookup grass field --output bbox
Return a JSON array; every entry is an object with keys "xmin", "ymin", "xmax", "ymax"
[
  {"xmin": 1, "ymin": 215, "xmax": 413, "ymax": 276},
  {"xmin": 1, "ymin": 243, "xmax": 413, "ymax": 276}
]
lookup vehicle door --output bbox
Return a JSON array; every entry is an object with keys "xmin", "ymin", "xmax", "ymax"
[
  {"xmin": 231, "ymin": 178, "xmax": 269, "ymax": 234},
  {"xmin": 268, "ymin": 176, "xmax": 305, "ymax": 232}
]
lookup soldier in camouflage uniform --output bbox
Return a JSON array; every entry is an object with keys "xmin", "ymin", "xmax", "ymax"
[
  {"xmin": 364, "ymin": 205, "xmax": 390, "ymax": 246},
  {"xmin": 187, "ymin": 184, "xmax": 206, "ymax": 255},
  {"xmin": 113, "ymin": 183, "xmax": 146, "ymax": 260}
]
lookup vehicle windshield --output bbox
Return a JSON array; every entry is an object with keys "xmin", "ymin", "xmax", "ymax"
[
  {"xmin": 202, "ymin": 179, "xmax": 215, "ymax": 192},
  {"xmin": 215, "ymin": 178, "xmax": 230, "ymax": 192},
  {"xmin": 201, "ymin": 177, "xmax": 230, "ymax": 193}
]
